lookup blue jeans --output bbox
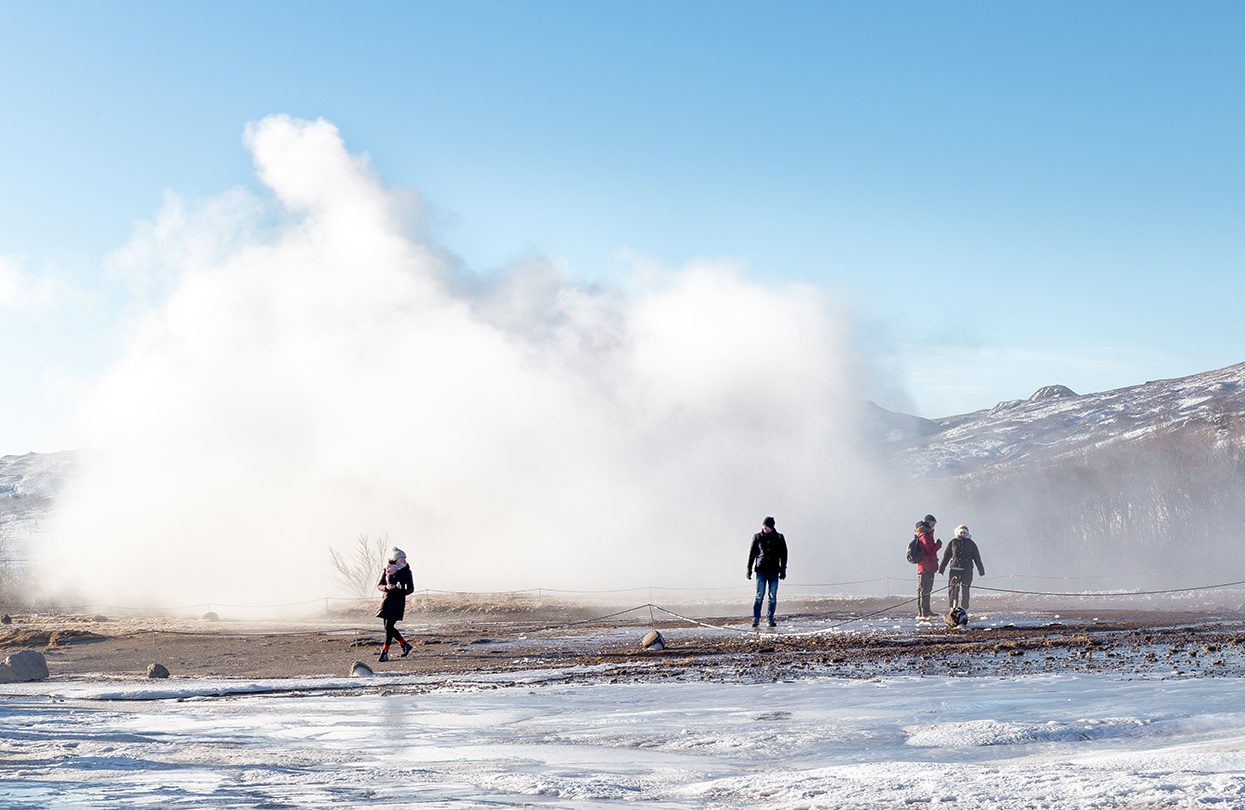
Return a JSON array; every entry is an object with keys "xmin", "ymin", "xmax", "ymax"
[{"xmin": 753, "ymin": 573, "xmax": 779, "ymax": 622}]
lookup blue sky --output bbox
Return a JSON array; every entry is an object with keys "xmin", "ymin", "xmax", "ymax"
[{"xmin": 2, "ymin": 1, "xmax": 1243, "ymax": 455}]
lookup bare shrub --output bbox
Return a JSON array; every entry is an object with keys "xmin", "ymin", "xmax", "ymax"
[{"xmin": 329, "ymin": 534, "xmax": 389, "ymax": 597}]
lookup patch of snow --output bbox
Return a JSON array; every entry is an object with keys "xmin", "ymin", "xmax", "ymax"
[{"xmin": 4, "ymin": 673, "xmax": 1245, "ymax": 807}]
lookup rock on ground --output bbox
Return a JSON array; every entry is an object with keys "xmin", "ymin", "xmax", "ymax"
[
  {"xmin": 147, "ymin": 663, "xmax": 170, "ymax": 679},
  {"xmin": 350, "ymin": 661, "xmax": 374, "ymax": 677},
  {"xmin": 0, "ymin": 649, "xmax": 49, "ymax": 683}
]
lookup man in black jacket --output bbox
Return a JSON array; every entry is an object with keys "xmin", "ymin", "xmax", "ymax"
[{"xmin": 747, "ymin": 516, "xmax": 788, "ymax": 628}]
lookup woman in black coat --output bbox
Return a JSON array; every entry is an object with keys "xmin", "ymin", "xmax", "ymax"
[{"xmin": 376, "ymin": 547, "xmax": 415, "ymax": 662}]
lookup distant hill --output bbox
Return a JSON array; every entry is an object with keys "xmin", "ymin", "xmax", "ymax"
[
  {"xmin": 880, "ymin": 362, "xmax": 1245, "ymax": 475},
  {"xmin": 0, "ymin": 451, "xmax": 76, "ymax": 576},
  {"xmin": 876, "ymin": 362, "xmax": 1245, "ymax": 573}
]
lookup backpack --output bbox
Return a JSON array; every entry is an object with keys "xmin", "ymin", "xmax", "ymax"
[
  {"xmin": 944, "ymin": 605, "xmax": 968, "ymax": 628},
  {"xmin": 905, "ymin": 537, "xmax": 921, "ymax": 564}
]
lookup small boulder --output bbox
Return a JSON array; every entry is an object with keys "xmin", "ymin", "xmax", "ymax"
[
  {"xmin": 1, "ymin": 614, "xmax": 11, "ymax": 625},
  {"xmin": 201, "ymin": 612, "xmax": 219, "ymax": 622},
  {"xmin": 0, "ymin": 650, "xmax": 49, "ymax": 683},
  {"xmin": 146, "ymin": 663, "xmax": 170, "ymax": 679},
  {"xmin": 350, "ymin": 661, "xmax": 374, "ymax": 677},
  {"xmin": 641, "ymin": 630, "xmax": 665, "ymax": 651},
  {"xmin": 92, "ymin": 615, "xmax": 110, "ymax": 623}
]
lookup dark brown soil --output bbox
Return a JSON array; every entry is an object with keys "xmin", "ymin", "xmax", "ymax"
[{"xmin": 2, "ymin": 602, "xmax": 1243, "ymax": 683}]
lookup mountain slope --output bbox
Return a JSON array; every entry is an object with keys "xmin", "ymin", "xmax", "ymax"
[
  {"xmin": 881, "ymin": 362, "xmax": 1245, "ymax": 575},
  {"xmin": 0, "ymin": 451, "xmax": 76, "ymax": 566},
  {"xmin": 885, "ymin": 362, "xmax": 1245, "ymax": 477}
]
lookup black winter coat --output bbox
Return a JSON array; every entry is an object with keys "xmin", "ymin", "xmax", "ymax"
[
  {"xmin": 376, "ymin": 564, "xmax": 415, "ymax": 621},
  {"xmin": 938, "ymin": 536, "xmax": 984, "ymax": 576},
  {"xmin": 747, "ymin": 531, "xmax": 788, "ymax": 577}
]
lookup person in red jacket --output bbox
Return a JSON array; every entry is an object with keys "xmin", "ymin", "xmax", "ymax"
[{"xmin": 915, "ymin": 514, "xmax": 942, "ymax": 618}]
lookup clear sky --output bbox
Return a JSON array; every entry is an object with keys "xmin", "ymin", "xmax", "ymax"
[{"xmin": 2, "ymin": 1, "xmax": 1243, "ymax": 455}]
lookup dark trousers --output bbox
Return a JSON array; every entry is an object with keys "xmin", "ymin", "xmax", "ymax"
[
  {"xmin": 383, "ymin": 618, "xmax": 405, "ymax": 647},
  {"xmin": 916, "ymin": 571, "xmax": 935, "ymax": 617},
  {"xmin": 948, "ymin": 570, "xmax": 974, "ymax": 612},
  {"xmin": 753, "ymin": 573, "xmax": 779, "ymax": 622}
]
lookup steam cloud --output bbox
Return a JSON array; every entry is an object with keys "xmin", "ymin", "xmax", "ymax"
[{"xmin": 40, "ymin": 115, "xmax": 903, "ymax": 607}]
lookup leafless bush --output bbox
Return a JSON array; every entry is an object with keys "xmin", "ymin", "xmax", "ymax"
[{"xmin": 329, "ymin": 534, "xmax": 389, "ymax": 597}]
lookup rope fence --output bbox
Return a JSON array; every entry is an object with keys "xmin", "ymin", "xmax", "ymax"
[{"xmin": 546, "ymin": 575, "xmax": 1245, "ymax": 642}]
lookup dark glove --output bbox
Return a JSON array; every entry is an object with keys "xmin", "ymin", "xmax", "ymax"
[
  {"xmin": 935, "ymin": 539, "xmax": 943, "ymax": 548},
  {"xmin": 778, "ymin": 570, "xmax": 786, "ymax": 580},
  {"xmin": 746, "ymin": 570, "xmax": 752, "ymax": 580}
]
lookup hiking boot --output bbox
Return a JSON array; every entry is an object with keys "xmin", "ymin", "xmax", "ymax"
[
  {"xmin": 400, "ymin": 641, "xmax": 413, "ymax": 658},
  {"xmin": 767, "ymin": 618, "xmax": 777, "ymax": 628},
  {"xmin": 378, "ymin": 649, "xmax": 389, "ymax": 662},
  {"xmin": 751, "ymin": 619, "xmax": 759, "ymax": 628}
]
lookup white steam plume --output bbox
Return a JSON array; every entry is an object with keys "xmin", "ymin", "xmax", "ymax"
[{"xmin": 40, "ymin": 115, "xmax": 898, "ymax": 607}]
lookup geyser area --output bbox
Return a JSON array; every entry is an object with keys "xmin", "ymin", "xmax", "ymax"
[{"xmin": 36, "ymin": 115, "xmax": 902, "ymax": 608}]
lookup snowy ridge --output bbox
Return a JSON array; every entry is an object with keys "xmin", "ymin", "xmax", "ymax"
[
  {"xmin": 0, "ymin": 451, "xmax": 75, "ymax": 500},
  {"xmin": 880, "ymin": 361, "xmax": 1245, "ymax": 476},
  {"xmin": 0, "ymin": 451, "xmax": 74, "ymax": 556}
]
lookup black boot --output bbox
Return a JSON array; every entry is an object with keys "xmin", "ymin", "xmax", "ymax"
[
  {"xmin": 378, "ymin": 648, "xmax": 389, "ymax": 662},
  {"xmin": 400, "ymin": 641, "xmax": 413, "ymax": 657}
]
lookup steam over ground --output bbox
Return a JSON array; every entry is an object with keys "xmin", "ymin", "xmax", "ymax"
[{"xmin": 38, "ymin": 116, "xmax": 911, "ymax": 608}]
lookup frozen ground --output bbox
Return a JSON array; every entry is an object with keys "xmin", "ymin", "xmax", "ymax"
[{"xmin": 4, "ymin": 670, "xmax": 1245, "ymax": 808}]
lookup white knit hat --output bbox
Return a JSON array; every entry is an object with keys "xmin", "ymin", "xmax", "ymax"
[{"xmin": 391, "ymin": 547, "xmax": 407, "ymax": 560}]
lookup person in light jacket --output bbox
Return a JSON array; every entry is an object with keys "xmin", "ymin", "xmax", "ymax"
[
  {"xmin": 939, "ymin": 524, "xmax": 985, "ymax": 615},
  {"xmin": 376, "ymin": 547, "xmax": 415, "ymax": 662}
]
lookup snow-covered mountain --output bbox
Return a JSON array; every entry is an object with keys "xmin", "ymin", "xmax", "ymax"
[
  {"xmin": 874, "ymin": 362, "xmax": 1245, "ymax": 574},
  {"xmin": 0, "ymin": 451, "xmax": 76, "ymax": 500},
  {"xmin": 0, "ymin": 451, "xmax": 76, "ymax": 572},
  {"xmin": 875, "ymin": 361, "xmax": 1245, "ymax": 476}
]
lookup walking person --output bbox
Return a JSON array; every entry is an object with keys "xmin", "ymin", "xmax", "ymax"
[
  {"xmin": 747, "ymin": 516, "xmax": 787, "ymax": 628},
  {"xmin": 376, "ymin": 547, "xmax": 415, "ymax": 662},
  {"xmin": 914, "ymin": 514, "xmax": 942, "ymax": 619},
  {"xmin": 939, "ymin": 524, "xmax": 985, "ymax": 617}
]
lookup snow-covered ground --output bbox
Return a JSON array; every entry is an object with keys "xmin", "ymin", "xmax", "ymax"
[{"xmin": 4, "ymin": 670, "xmax": 1245, "ymax": 808}]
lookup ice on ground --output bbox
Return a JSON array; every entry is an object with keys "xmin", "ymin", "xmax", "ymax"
[
  {"xmin": 4, "ymin": 673, "xmax": 1245, "ymax": 808},
  {"xmin": 905, "ymin": 716, "xmax": 1149, "ymax": 747}
]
